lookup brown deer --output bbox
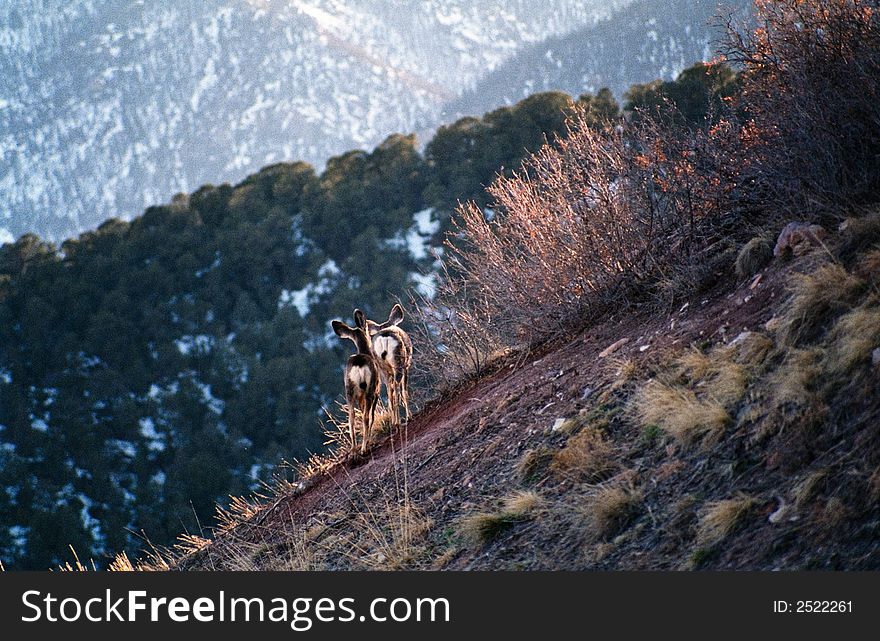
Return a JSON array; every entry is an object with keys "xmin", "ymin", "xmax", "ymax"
[
  {"xmin": 365, "ymin": 304, "xmax": 413, "ymax": 427},
  {"xmin": 332, "ymin": 309, "xmax": 380, "ymax": 454}
]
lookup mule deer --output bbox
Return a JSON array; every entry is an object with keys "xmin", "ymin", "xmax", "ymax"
[
  {"xmin": 365, "ymin": 304, "xmax": 413, "ymax": 427},
  {"xmin": 332, "ymin": 309, "xmax": 380, "ymax": 454}
]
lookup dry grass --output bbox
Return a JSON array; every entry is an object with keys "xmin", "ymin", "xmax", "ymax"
[
  {"xmin": 725, "ymin": 332, "xmax": 775, "ymax": 370},
  {"xmin": 819, "ymin": 497, "xmax": 848, "ymax": 530},
  {"xmin": 580, "ymin": 484, "xmax": 643, "ymax": 541},
  {"xmin": 776, "ymin": 263, "xmax": 865, "ymax": 346},
  {"xmin": 854, "ymin": 248, "xmax": 880, "ymax": 285},
  {"xmin": 517, "ymin": 447, "xmax": 555, "ymax": 484},
  {"xmin": 58, "ymin": 546, "xmax": 96, "ymax": 572},
  {"xmin": 825, "ymin": 304, "xmax": 880, "ymax": 373},
  {"xmin": 634, "ymin": 344, "xmax": 752, "ymax": 448},
  {"xmin": 458, "ymin": 490, "xmax": 544, "ymax": 545},
  {"xmin": 551, "ymin": 426, "xmax": 615, "ymax": 482},
  {"xmin": 704, "ymin": 364, "xmax": 748, "ymax": 409},
  {"xmin": 345, "ymin": 501, "xmax": 432, "ymax": 570},
  {"xmin": 772, "ymin": 347, "xmax": 824, "ymax": 407},
  {"xmin": 697, "ymin": 495, "xmax": 758, "ymax": 547},
  {"xmin": 736, "ymin": 236, "xmax": 774, "ymax": 280},
  {"xmin": 501, "ymin": 490, "xmax": 545, "ymax": 515},
  {"xmin": 215, "ymin": 495, "xmax": 265, "ymax": 535},
  {"xmin": 838, "ymin": 212, "xmax": 880, "ymax": 265},
  {"xmin": 108, "ymin": 552, "xmax": 137, "ymax": 571},
  {"xmin": 678, "ymin": 347, "xmax": 750, "ymax": 403},
  {"xmin": 273, "ymin": 534, "xmax": 321, "ymax": 571},
  {"xmin": 613, "ymin": 358, "xmax": 639, "ymax": 387},
  {"xmin": 554, "ymin": 413, "xmax": 589, "ymax": 436},
  {"xmin": 635, "ymin": 380, "xmax": 731, "ymax": 447},
  {"xmin": 293, "ymin": 408, "xmax": 356, "ymax": 479},
  {"xmin": 431, "ymin": 547, "xmax": 458, "ymax": 569},
  {"xmin": 792, "ymin": 470, "xmax": 828, "ymax": 508}
]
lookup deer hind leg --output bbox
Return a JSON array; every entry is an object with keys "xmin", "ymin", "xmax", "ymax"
[
  {"xmin": 388, "ymin": 376, "xmax": 400, "ymax": 428},
  {"xmin": 380, "ymin": 368, "xmax": 396, "ymax": 428},
  {"xmin": 368, "ymin": 394, "xmax": 379, "ymax": 453},
  {"xmin": 347, "ymin": 401, "xmax": 357, "ymax": 451},
  {"xmin": 401, "ymin": 368, "xmax": 411, "ymax": 422},
  {"xmin": 358, "ymin": 395, "xmax": 368, "ymax": 454},
  {"xmin": 360, "ymin": 393, "xmax": 375, "ymax": 455}
]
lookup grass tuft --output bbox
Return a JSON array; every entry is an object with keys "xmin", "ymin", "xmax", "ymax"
[
  {"xmin": 726, "ymin": 332, "xmax": 775, "ymax": 369},
  {"xmin": 697, "ymin": 495, "xmax": 757, "ymax": 547},
  {"xmin": 772, "ymin": 348, "xmax": 824, "ymax": 407},
  {"xmin": 517, "ymin": 447, "xmax": 555, "ymax": 484},
  {"xmin": 635, "ymin": 380, "xmax": 731, "ymax": 447},
  {"xmin": 825, "ymin": 304, "xmax": 880, "ymax": 373},
  {"xmin": 459, "ymin": 490, "xmax": 544, "ymax": 545},
  {"xmin": 736, "ymin": 236, "xmax": 774, "ymax": 280},
  {"xmin": 776, "ymin": 263, "xmax": 865, "ymax": 346},
  {"xmin": 792, "ymin": 470, "xmax": 828, "ymax": 508},
  {"xmin": 581, "ymin": 484, "xmax": 643, "ymax": 540},
  {"xmin": 551, "ymin": 427, "xmax": 615, "ymax": 482}
]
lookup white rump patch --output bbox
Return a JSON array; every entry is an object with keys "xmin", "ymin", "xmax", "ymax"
[
  {"xmin": 373, "ymin": 336, "xmax": 399, "ymax": 367},
  {"xmin": 348, "ymin": 365, "xmax": 372, "ymax": 389}
]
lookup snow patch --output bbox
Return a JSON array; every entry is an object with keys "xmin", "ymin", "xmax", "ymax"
[
  {"xmin": 279, "ymin": 259, "xmax": 340, "ymax": 316},
  {"xmin": 138, "ymin": 417, "xmax": 166, "ymax": 452},
  {"xmin": 411, "ymin": 272, "xmax": 437, "ymax": 299},
  {"xmin": 109, "ymin": 439, "xmax": 136, "ymax": 458},
  {"xmin": 175, "ymin": 334, "xmax": 214, "ymax": 355},
  {"xmin": 406, "ymin": 207, "xmax": 440, "ymax": 260},
  {"xmin": 193, "ymin": 380, "xmax": 224, "ymax": 415}
]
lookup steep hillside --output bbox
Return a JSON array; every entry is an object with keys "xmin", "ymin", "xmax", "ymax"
[{"xmin": 155, "ymin": 218, "xmax": 880, "ymax": 571}]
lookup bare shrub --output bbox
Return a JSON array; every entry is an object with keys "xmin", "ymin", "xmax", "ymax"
[
  {"xmin": 415, "ymin": 101, "xmax": 747, "ymax": 381},
  {"xmin": 723, "ymin": 0, "xmax": 880, "ymax": 214}
]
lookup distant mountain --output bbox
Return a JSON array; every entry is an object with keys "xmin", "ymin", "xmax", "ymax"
[
  {"xmin": 443, "ymin": 0, "xmax": 752, "ymax": 120},
  {"xmin": 0, "ymin": 0, "xmax": 624, "ymax": 242}
]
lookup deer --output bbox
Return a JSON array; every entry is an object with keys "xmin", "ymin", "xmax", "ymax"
[
  {"xmin": 332, "ymin": 309, "xmax": 380, "ymax": 454},
  {"xmin": 364, "ymin": 303, "xmax": 413, "ymax": 428}
]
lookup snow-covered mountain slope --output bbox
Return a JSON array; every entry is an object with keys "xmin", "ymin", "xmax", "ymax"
[
  {"xmin": 444, "ymin": 0, "xmax": 752, "ymax": 121},
  {"xmin": 0, "ymin": 0, "xmax": 625, "ymax": 242}
]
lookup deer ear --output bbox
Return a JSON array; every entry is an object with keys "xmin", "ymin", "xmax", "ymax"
[
  {"xmin": 332, "ymin": 320, "xmax": 353, "ymax": 339},
  {"xmin": 353, "ymin": 309, "xmax": 366, "ymax": 330},
  {"xmin": 388, "ymin": 303, "xmax": 404, "ymax": 325},
  {"xmin": 366, "ymin": 319, "xmax": 382, "ymax": 336}
]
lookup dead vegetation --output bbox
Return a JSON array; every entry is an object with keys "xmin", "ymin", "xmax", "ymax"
[
  {"xmin": 112, "ymin": 210, "xmax": 880, "ymax": 571},
  {"xmin": 736, "ymin": 236, "xmax": 774, "ymax": 280},
  {"xmin": 458, "ymin": 491, "xmax": 544, "ymax": 545},
  {"xmin": 776, "ymin": 264, "xmax": 866, "ymax": 346},
  {"xmin": 633, "ymin": 345, "xmax": 748, "ymax": 449},
  {"xmin": 580, "ymin": 483, "xmax": 643, "ymax": 541},
  {"xmin": 550, "ymin": 426, "xmax": 615, "ymax": 482},
  {"xmin": 697, "ymin": 495, "xmax": 758, "ymax": 547}
]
